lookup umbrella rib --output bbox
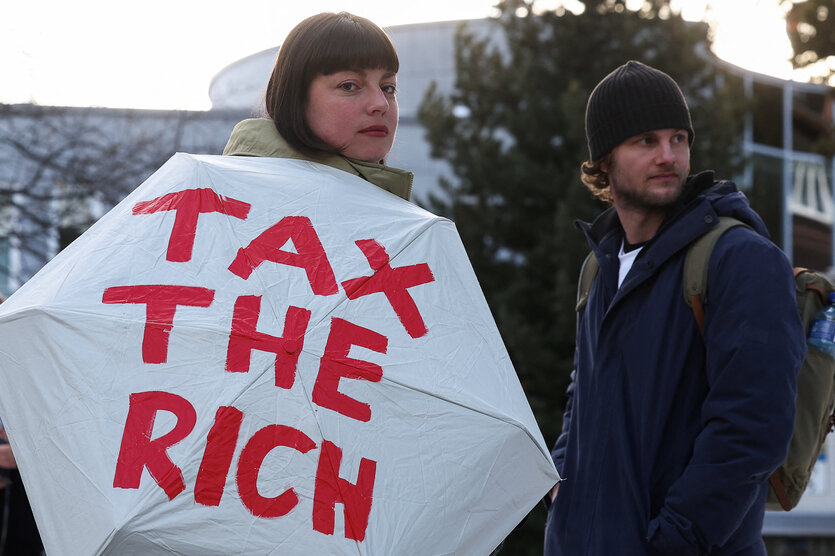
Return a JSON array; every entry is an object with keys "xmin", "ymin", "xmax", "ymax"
[{"xmin": 378, "ymin": 373, "xmax": 551, "ymax": 462}]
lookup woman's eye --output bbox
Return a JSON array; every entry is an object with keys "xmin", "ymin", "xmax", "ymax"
[
  {"xmin": 382, "ymin": 84, "xmax": 397, "ymax": 95},
  {"xmin": 338, "ymin": 82, "xmax": 359, "ymax": 92}
]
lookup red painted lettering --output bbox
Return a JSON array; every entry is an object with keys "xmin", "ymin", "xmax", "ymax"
[
  {"xmin": 313, "ymin": 318, "xmax": 386, "ymax": 422},
  {"xmin": 132, "ymin": 188, "xmax": 251, "ymax": 262},
  {"xmin": 102, "ymin": 285, "xmax": 215, "ymax": 364},
  {"xmin": 194, "ymin": 406, "xmax": 244, "ymax": 507},
  {"xmin": 236, "ymin": 424, "xmax": 317, "ymax": 519},
  {"xmin": 341, "ymin": 239, "xmax": 435, "ymax": 338},
  {"xmin": 227, "ymin": 216, "xmax": 338, "ymax": 296},
  {"xmin": 225, "ymin": 296, "xmax": 311, "ymax": 389},
  {"xmin": 312, "ymin": 440, "xmax": 376, "ymax": 541},
  {"xmin": 113, "ymin": 391, "xmax": 197, "ymax": 499}
]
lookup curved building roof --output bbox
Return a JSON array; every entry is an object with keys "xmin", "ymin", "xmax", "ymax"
[{"xmin": 208, "ymin": 19, "xmax": 497, "ymax": 118}]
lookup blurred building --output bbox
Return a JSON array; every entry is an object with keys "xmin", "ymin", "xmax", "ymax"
[
  {"xmin": 741, "ymin": 72, "xmax": 835, "ymax": 273},
  {"xmin": 0, "ymin": 104, "xmax": 247, "ymax": 291},
  {"xmin": 3, "ymin": 17, "xmax": 833, "ymax": 281}
]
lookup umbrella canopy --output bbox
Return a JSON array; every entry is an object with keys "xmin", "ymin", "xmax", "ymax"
[{"xmin": 0, "ymin": 154, "xmax": 558, "ymax": 555}]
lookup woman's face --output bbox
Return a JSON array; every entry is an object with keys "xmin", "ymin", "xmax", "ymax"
[{"xmin": 305, "ymin": 68, "xmax": 398, "ymax": 163}]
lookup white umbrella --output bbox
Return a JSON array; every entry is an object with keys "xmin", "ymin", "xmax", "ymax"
[{"xmin": 0, "ymin": 154, "xmax": 558, "ymax": 555}]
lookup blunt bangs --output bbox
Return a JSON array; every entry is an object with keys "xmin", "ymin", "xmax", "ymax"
[{"xmin": 307, "ymin": 14, "xmax": 399, "ymax": 77}]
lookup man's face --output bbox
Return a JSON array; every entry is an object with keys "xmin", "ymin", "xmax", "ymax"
[{"xmin": 603, "ymin": 128, "xmax": 691, "ymax": 214}]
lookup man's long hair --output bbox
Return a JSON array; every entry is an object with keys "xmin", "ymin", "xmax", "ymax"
[{"xmin": 580, "ymin": 155, "xmax": 613, "ymax": 204}]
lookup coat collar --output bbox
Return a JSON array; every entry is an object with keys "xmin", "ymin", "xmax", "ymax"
[
  {"xmin": 575, "ymin": 172, "xmax": 726, "ymax": 305},
  {"xmin": 223, "ymin": 118, "xmax": 413, "ymax": 201},
  {"xmin": 575, "ymin": 170, "xmax": 771, "ymax": 309}
]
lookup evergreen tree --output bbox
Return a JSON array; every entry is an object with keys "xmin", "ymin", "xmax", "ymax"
[
  {"xmin": 785, "ymin": 0, "xmax": 835, "ymax": 82},
  {"xmin": 418, "ymin": 1, "xmax": 746, "ymax": 552}
]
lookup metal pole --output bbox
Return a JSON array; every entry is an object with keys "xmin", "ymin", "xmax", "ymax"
[
  {"xmin": 831, "ymin": 155, "xmax": 835, "ymax": 270},
  {"xmin": 782, "ymin": 81, "xmax": 794, "ymax": 262}
]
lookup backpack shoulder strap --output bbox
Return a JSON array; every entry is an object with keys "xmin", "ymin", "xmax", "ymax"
[
  {"xmin": 682, "ymin": 216, "xmax": 749, "ymax": 333},
  {"xmin": 576, "ymin": 251, "xmax": 599, "ymax": 312}
]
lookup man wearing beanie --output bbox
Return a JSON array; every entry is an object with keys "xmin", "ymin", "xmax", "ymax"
[{"xmin": 544, "ymin": 61, "xmax": 804, "ymax": 555}]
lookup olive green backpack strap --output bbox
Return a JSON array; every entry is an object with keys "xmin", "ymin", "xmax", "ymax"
[
  {"xmin": 576, "ymin": 251, "xmax": 599, "ymax": 312},
  {"xmin": 682, "ymin": 216, "xmax": 749, "ymax": 333},
  {"xmin": 579, "ymin": 216, "xmax": 746, "ymax": 321}
]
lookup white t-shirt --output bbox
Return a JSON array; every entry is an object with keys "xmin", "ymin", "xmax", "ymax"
[{"xmin": 618, "ymin": 241, "xmax": 643, "ymax": 288}]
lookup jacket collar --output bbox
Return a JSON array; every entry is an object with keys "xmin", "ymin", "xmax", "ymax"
[
  {"xmin": 576, "ymin": 170, "xmax": 770, "ymax": 302},
  {"xmin": 223, "ymin": 118, "xmax": 413, "ymax": 201},
  {"xmin": 576, "ymin": 172, "xmax": 725, "ymax": 303}
]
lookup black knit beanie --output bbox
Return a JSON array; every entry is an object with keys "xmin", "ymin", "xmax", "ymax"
[{"xmin": 585, "ymin": 60, "xmax": 694, "ymax": 161}]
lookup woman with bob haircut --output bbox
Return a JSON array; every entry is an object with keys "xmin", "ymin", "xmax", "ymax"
[{"xmin": 223, "ymin": 11, "xmax": 413, "ymax": 201}]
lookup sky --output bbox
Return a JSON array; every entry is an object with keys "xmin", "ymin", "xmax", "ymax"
[{"xmin": 0, "ymin": 0, "xmax": 797, "ymax": 111}]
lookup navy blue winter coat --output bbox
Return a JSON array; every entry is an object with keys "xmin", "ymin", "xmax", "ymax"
[{"xmin": 544, "ymin": 172, "xmax": 805, "ymax": 555}]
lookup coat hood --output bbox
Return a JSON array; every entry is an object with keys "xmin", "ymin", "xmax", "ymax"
[
  {"xmin": 674, "ymin": 170, "xmax": 768, "ymax": 237},
  {"xmin": 223, "ymin": 118, "xmax": 413, "ymax": 201}
]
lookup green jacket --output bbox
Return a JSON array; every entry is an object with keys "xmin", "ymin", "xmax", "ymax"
[{"xmin": 223, "ymin": 118, "xmax": 413, "ymax": 201}]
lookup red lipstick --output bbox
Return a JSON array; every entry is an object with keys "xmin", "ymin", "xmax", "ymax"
[{"xmin": 360, "ymin": 125, "xmax": 388, "ymax": 137}]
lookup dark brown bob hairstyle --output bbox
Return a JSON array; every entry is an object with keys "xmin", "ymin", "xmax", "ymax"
[{"xmin": 265, "ymin": 12, "xmax": 399, "ymax": 156}]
